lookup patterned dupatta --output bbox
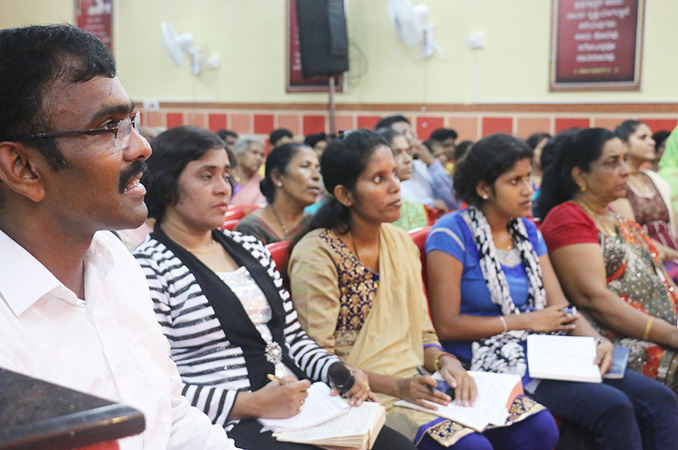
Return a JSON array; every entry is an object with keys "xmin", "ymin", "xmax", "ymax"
[{"xmin": 466, "ymin": 206, "xmax": 547, "ymax": 376}]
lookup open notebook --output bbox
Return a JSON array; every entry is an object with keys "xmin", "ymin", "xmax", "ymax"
[
  {"xmin": 259, "ymin": 382, "xmax": 349, "ymax": 432},
  {"xmin": 260, "ymin": 382, "xmax": 386, "ymax": 449},
  {"xmin": 274, "ymin": 401, "xmax": 385, "ymax": 450},
  {"xmin": 395, "ymin": 371, "xmax": 523, "ymax": 432},
  {"xmin": 527, "ymin": 335, "xmax": 602, "ymax": 383}
]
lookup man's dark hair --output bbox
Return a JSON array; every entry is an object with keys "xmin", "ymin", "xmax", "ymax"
[
  {"xmin": 375, "ymin": 128, "xmax": 405, "ymax": 147},
  {"xmin": 269, "ymin": 128, "xmax": 294, "ymax": 147},
  {"xmin": 143, "ymin": 126, "xmax": 228, "ymax": 222},
  {"xmin": 217, "ymin": 129, "xmax": 238, "ymax": 141},
  {"xmin": 303, "ymin": 132, "xmax": 328, "ymax": 149},
  {"xmin": 0, "ymin": 24, "xmax": 116, "ymax": 171},
  {"xmin": 374, "ymin": 115, "xmax": 410, "ymax": 131},
  {"xmin": 429, "ymin": 128, "xmax": 458, "ymax": 142}
]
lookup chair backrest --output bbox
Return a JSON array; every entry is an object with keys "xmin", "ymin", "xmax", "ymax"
[
  {"xmin": 423, "ymin": 205, "xmax": 440, "ymax": 226},
  {"xmin": 225, "ymin": 204, "xmax": 261, "ymax": 221},
  {"xmin": 220, "ymin": 219, "xmax": 240, "ymax": 231},
  {"xmin": 266, "ymin": 240, "xmax": 291, "ymax": 271},
  {"xmin": 408, "ymin": 226, "xmax": 431, "ymax": 295}
]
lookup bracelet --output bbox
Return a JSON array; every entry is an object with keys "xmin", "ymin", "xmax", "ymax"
[
  {"xmin": 595, "ymin": 337, "xmax": 610, "ymax": 346},
  {"xmin": 642, "ymin": 316, "xmax": 654, "ymax": 341},
  {"xmin": 499, "ymin": 316, "xmax": 508, "ymax": 333},
  {"xmin": 434, "ymin": 352, "xmax": 457, "ymax": 372}
]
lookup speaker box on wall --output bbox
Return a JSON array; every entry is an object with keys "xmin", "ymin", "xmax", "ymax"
[{"xmin": 295, "ymin": 0, "xmax": 349, "ymax": 78}]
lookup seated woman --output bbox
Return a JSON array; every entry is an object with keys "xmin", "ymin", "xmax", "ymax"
[
  {"xmin": 236, "ymin": 143, "xmax": 320, "ymax": 244},
  {"xmin": 610, "ymin": 120, "xmax": 678, "ymax": 283},
  {"xmin": 537, "ymin": 127, "xmax": 678, "ymax": 399},
  {"xmin": 426, "ymin": 133, "xmax": 678, "ymax": 450},
  {"xmin": 132, "ymin": 126, "xmax": 414, "ymax": 450},
  {"xmin": 378, "ymin": 128, "xmax": 429, "ymax": 231},
  {"xmin": 230, "ymin": 136, "xmax": 267, "ymax": 207},
  {"xmin": 288, "ymin": 129, "xmax": 558, "ymax": 450}
]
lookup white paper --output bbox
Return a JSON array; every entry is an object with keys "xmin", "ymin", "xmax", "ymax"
[
  {"xmin": 394, "ymin": 371, "xmax": 521, "ymax": 431},
  {"xmin": 527, "ymin": 335, "xmax": 602, "ymax": 383},
  {"xmin": 274, "ymin": 401, "xmax": 385, "ymax": 448},
  {"xmin": 259, "ymin": 382, "xmax": 350, "ymax": 432}
]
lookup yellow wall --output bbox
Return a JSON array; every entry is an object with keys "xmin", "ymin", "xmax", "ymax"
[{"xmin": 1, "ymin": 0, "xmax": 676, "ymax": 105}]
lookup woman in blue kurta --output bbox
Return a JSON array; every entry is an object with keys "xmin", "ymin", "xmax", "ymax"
[{"xmin": 425, "ymin": 133, "xmax": 678, "ymax": 450}]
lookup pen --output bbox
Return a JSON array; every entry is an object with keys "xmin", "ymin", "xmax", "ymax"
[
  {"xmin": 267, "ymin": 374, "xmax": 289, "ymax": 385},
  {"xmin": 416, "ymin": 366, "xmax": 435, "ymax": 394}
]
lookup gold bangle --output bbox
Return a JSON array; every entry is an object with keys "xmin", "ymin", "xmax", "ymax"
[
  {"xmin": 642, "ymin": 316, "xmax": 654, "ymax": 341},
  {"xmin": 499, "ymin": 316, "xmax": 508, "ymax": 333},
  {"xmin": 434, "ymin": 352, "xmax": 457, "ymax": 372}
]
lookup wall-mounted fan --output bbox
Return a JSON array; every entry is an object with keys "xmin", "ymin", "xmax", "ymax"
[
  {"xmin": 161, "ymin": 22, "xmax": 203, "ymax": 75},
  {"xmin": 387, "ymin": 0, "xmax": 437, "ymax": 58}
]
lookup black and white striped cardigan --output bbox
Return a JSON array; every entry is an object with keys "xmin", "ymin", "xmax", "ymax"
[{"xmin": 133, "ymin": 229, "xmax": 340, "ymax": 430}]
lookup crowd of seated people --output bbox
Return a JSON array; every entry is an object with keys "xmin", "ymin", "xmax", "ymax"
[
  {"xmin": 5, "ymin": 24, "xmax": 678, "ymax": 450},
  {"xmin": 130, "ymin": 120, "xmax": 678, "ymax": 449},
  {"xmin": 426, "ymin": 133, "xmax": 678, "ymax": 450},
  {"xmin": 131, "ymin": 125, "xmax": 414, "ymax": 450},
  {"xmin": 287, "ymin": 130, "xmax": 559, "ymax": 450}
]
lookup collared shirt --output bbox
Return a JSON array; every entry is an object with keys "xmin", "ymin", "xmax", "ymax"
[
  {"xmin": 401, "ymin": 160, "xmax": 460, "ymax": 210},
  {"xmin": 0, "ymin": 230, "xmax": 239, "ymax": 450}
]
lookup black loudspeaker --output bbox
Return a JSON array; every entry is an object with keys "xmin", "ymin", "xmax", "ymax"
[{"xmin": 295, "ymin": 0, "xmax": 349, "ymax": 77}]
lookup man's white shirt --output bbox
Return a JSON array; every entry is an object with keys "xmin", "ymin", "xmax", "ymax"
[{"xmin": 0, "ymin": 229, "xmax": 240, "ymax": 450}]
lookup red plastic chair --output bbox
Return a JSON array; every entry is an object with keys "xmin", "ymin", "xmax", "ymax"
[
  {"xmin": 220, "ymin": 219, "xmax": 240, "ymax": 231},
  {"xmin": 423, "ymin": 205, "xmax": 441, "ymax": 226},
  {"xmin": 224, "ymin": 204, "xmax": 261, "ymax": 221},
  {"xmin": 266, "ymin": 240, "xmax": 291, "ymax": 272},
  {"xmin": 408, "ymin": 226, "xmax": 432, "ymax": 296}
]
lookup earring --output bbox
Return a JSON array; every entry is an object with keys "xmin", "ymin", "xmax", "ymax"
[
  {"xmin": 580, "ymin": 185, "xmax": 587, "ymax": 192},
  {"xmin": 482, "ymin": 194, "xmax": 489, "ymax": 200},
  {"xmin": 277, "ymin": 182, "xmax": 283, "ymax": 187}
]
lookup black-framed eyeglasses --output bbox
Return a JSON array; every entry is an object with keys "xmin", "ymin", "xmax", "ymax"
[{"xmin": 12, "ymin": 112, "xmax": 140, "ymax": 150}]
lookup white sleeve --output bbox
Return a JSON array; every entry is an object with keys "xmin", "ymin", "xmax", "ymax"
[{"xmin": 166, "ymin": 356, "xmax": 242, "ymax": 450}]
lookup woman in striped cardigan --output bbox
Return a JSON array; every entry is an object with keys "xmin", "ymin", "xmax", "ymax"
[{"xmin": 132, "ymin": 126, "xmax": 414, "ymax": 450}]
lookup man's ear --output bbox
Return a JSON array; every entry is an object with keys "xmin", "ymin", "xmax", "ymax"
[
  {"xmin": 333, "ymin": 185, "xmax": 353, "ymax": 207},
  {"xmin": 0, "ymin": 142, "xmax": 47, "ymax": 202}
]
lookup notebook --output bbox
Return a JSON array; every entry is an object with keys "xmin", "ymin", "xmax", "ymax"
[
  {"xmin": 273, "ymin": 401, "xmax": 386, "ymax": 450},
  {"xmin": 527, "ymin": 335, "xmax": 602, "ymax": 383},
  {"xmin": 394, "ymin": 371, "xmax": 523, "ymax": 432},
  {"xmin": 259, "ymin": 382, "xmax": 350, "ymax": 432},
  {"xmin": 603, "ymin": 345, "xmax": 629, "ymax": 379}
]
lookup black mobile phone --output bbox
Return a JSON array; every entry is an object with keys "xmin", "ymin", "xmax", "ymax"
[{"xmin": 436, "ymin": 379, "xmax": 455, "ymax": 400}]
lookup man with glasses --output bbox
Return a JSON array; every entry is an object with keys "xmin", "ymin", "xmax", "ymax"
[{"xmin": 0, "ymin": 24, "xmax": 239, "ymax": 449}]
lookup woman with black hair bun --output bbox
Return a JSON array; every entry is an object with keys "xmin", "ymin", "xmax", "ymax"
[
  {"xmin": 236, "ymin": 143, "xmax": 321, "ymax": 244},
  {"xmin": 289, "ymin": 129, "xmax": 557, "ymax": 450},
  {"xmin": 539, "ymin": 128, "xmax": 678, "ymax": 395}
]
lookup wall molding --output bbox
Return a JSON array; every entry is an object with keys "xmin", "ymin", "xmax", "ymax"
[{"xmin": 151, "ymin": 101, "xmax": 678, "ymax": 114}]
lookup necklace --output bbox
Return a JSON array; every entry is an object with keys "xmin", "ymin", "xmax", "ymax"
[
  {"xmin": 270, "ymin": 205, "xmax": 291, "ymax": 238},
  {"xmin": 493, "ymin": 233, "xmax": 514, "ymax": 251},
  {"xmin": 188, "ymin": 239, "xmax": 217, "ymax": 254},
  {"xmin": 348, "ymin": 230, "xmax": 362, "ymax": 263},
  {"xmin": 576, "ymin": 200, "xmax": 618, "ymax": 238}
]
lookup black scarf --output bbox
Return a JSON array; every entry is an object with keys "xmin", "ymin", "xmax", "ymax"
[{"xmin": 151, "ymin": 225, "xmax": 306, "ymax": 390}]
